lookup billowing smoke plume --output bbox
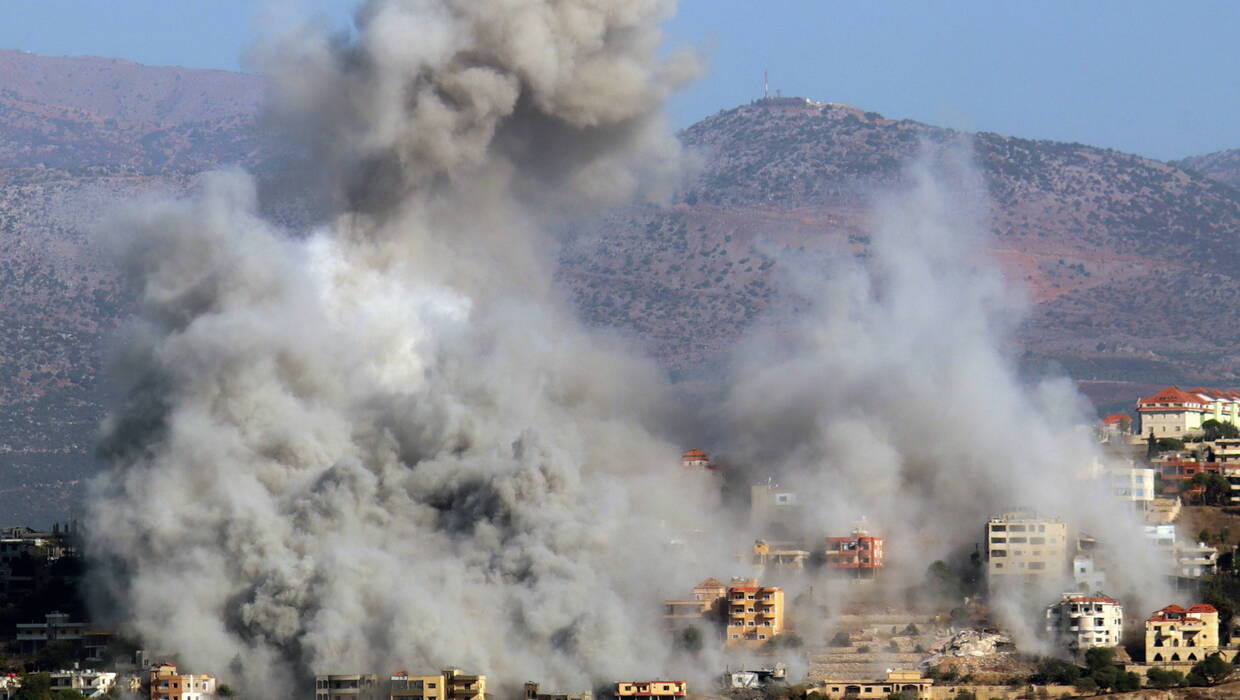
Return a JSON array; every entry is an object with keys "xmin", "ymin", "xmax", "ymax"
[
  {"xmin": 721, "ymin": 146, "xmax": 1172, "ymax": 644},
  {"xmin": 86, "ymin": 0, "xmax": 1172, "ymax": 691},
  {"xmin": 87, "ymin": 0, "xmax": 725, "ymax": 693}
]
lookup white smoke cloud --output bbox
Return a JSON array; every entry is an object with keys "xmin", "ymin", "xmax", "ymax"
[{"xmin": 720, "ymin": 145, "xmax": 1173, "ymax": 648}]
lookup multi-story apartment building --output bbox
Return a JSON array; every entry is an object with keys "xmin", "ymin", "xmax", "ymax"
[
  {"xmin": 1217, "ymin": 439, "xmax": 1240, "ymax": 465},
  {"xmin": 50, "ymin": 669, "xmax": 116, "ymax": 696},
  {"xmin": 725, "ymin": 578, "xmax": 784, "ymax": 647},
  {"xmin": 14, "ymin": 611, "xmax": 110, "ymax": 660},
  {"xmin": 824, "ymin": 529, "xmax": 884, "ymax": 578},
  {"xmin": 1137, "ymin": 386, "xmax": 1240, "ymax": 437},
  {"xmin": 984, "ymin": 512, "xmax": 1069, "ymax": 583},
  {"xmin": 389, "ymin": 673, "xmax": 444, "ymax": 700},
  {"xmin": 149, "ymin": 663, "xmax": 216, "ymax": 700},
  {"xmin": 523, "ymin": 681, "xmax": 591, "ymax": 700},
  {"xmin": 1146, "ymin": 604, "xmax": 1220, "ymax": 665},
  {"xmin": 1045, "ymin": 593, "xmax": 1124, "ymax": 651},
  {"xmin": 614, "ymin": 682, "xmax": 686, "ymax": 700},
  {"xmin": 442, "ymin": 669, "xmax": 484, "ymax": 700},
  {"xmin": 313, "ymin": 674, "xmax": 380, "ymax": 700},
  {"xmin": 1107, "ymin": 465, "xmax": 1156, "ymax": 509}
]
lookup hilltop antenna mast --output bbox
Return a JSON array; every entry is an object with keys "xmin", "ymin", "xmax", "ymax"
[{"xmin": 763, "ymin": 70, "xmax": 769, "ymax": 99}]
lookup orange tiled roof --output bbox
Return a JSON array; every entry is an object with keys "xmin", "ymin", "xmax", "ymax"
[{"xmin": 1137, "ymin": 386, "xmax": 1209, "ymax": 408}]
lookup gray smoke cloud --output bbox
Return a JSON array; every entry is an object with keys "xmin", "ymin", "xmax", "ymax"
[
  {"xmin": 86, "ymin": 0, "xmax": 728, "ymax": 694},
  {"xmin": 720, "ymin": 146, "xmax": 1173, "ymax": 649}
]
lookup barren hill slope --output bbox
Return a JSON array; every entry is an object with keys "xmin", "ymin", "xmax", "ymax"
[
  {"xmin": 561, "ymin": 99, "xmax": 1240, "ymax": 411},
  {"xmin": 1174, "ymin": 147, "xmax": 1240, "ymax": 189}
]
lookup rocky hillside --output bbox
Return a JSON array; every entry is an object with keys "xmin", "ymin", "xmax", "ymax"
[
  {"xmin": 0, "ymin": 53, "xmax": 266, "ymax": 525},
  {"xmin": 1, "ymin": 55, "xmax": 1239, "ymax": 524},
  {"xmin": 1173, "ymin": 148, "xmax": 1240, "ymax": 189},
  {"xmin": 561, "ymin": 99, "xmax": 1240, "ymax": 412}
]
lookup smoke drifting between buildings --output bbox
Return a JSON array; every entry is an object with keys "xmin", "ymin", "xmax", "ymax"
[{"xmin": 83, "ymin": 0, "xmax": 1169, "ymax": 695}]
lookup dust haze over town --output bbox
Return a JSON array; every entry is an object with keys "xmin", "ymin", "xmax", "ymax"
[{"xmin": 1, "ymin": 2, "xmax": 1240, "ymax": 699}]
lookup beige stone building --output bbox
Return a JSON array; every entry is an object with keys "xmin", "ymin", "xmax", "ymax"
[
  {"xmin": 664, "ymin": 578, "xmax": 726, "ymax": 625},
  {"xmin": 725, "ymin": 578, "xmax": 784, "ymax": 647},
  {"xmin": 614, "ymin": 682, "xmax": 685, "ymax": 699},
  {"xmin": 984, "ymin": 512, "xmax": 1069, "ymax": 583},
  {"xmin": 809, "ymin": 670, "xmax": 931, "ymax": 699},
  {"xmin": 1145, "ymin": 604, "xmax": 1220, "ymax": 665}
]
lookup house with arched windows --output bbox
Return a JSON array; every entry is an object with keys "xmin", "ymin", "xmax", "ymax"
[{"xmin": 1144, "ymin": 604, "xmax": 1222, "ymax": 665}]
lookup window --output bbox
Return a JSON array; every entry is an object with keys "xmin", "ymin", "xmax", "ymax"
[
  {"xmin": 1029, "ymin": 562, "xmax": 1045, "ymax": 570},
  {"xmin": 1030, "ymin": 537, "xmax": 1045, "ymax": 544}
]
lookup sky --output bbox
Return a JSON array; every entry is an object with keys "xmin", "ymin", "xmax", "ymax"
[{"xmin": 0, "ymin": 1, "xmax": 1236, "ymax": 161}]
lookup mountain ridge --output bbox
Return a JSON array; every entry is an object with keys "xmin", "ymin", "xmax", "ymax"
[{"xmin": 0, "ymin": 56, "xmax": 1238, "ymax": 524}]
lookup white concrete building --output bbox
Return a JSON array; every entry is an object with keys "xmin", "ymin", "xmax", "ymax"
[
  {"xmin": 1072, "ymin": 555, "xmax": 1106, "ymax": 592},
  {"xmin": 49, "ymin": 669, "xmax": 116, "ymax": 698},
  {"xmin": 1107, "ymin": 465, "xmax": 1155, "ymax": 509},
  {"xmin": 1045, "ymin": 592, "xmax": 1124, "ymax": 651}
]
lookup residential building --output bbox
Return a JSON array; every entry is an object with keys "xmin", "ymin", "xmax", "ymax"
[
  {"xmin": 314, "ymin": 674, "xmax": 380, "ymax": 700},
  {"xmin": 50, "ymin": 669, "xmax": 116, "ymax": 697},
  {"xmin": 824, "ymin": 529, "xmax": 884, "ymax": 578},
  {"xmin": 750, "ymin": 540, "xmax": 809, "ymax": 570},
  {"xmin": 1045, "ymin": 593, "xmax": 1124, "ymax": 651},
  {"xmin": 389, "ymin": 673, "xmax": 444, "ymax": 700},
  {"xmin": 1145, "ymin": 497, "xmax": 1181, "ymax": 524},
  {"xmin": 1072, "ymin": 555, "xmax": 1105, "ymax": 593},
  {"xmin": 1106, "ymin": 465, "xmax": 1155, "ymax": 509},
  {"xmin": 14, "ymin": 612, "xmax": 110, "ymax": 660},
  {"xmin": 148, "ymin": 663, "xmax": 216, "ymax": 700},
  {"xmin": 1189, "ymin": 388, "xmax": 1240, "ymax": 429},
  {"xmin": 613, "ymin": 682, "xmax": 686, "ymax": 700},
  {"xmin": 809, "ymin": 670, "xmax": 931, "ymax": 699},
  {"xmin": 523, "ymin": 681, "xmax": 591, "ymax": 700},
  {"xmin": 725, "ymin": 578, "xmax": 784, "ymax": 647},
  {"xmin": 442, "ymin": 668, "xmax": 484, "ymax": 700},
  {"xmin": 664, "ymin": 578, "xmax": 726, "ymax": 626},
  {"xmin": 750, "ymin": 482, "xmax": 802, "ymax": 537},
  {"xmin": 1174, "ymin": 542, "xmax": 1218, "ymax": 579},
  {"xmin": 1146, "ymin": 604, "xmax": 1220, "ymax": 665},
  {"xmin": 1217, "ymin": 439, "xmax": 1240, "ymax": 465},
  {"xmin": 680, "ymin": 449, "xmax": 715, "ymax": 471},
  {"xmin": 1138, "ymin": 387, "xmax": 1212, "ymax": 437},
  {"xmin": 984, "ymin": 512, "xmax": 1069, "ymax": 583},
  {"xmin": 1099, "ymin": 413, "xmax": 1132, "ymax": 437},
  {"xmin": 1144, "ymin": 524, "xmax": 1177, "ymax": 550},
  {"xmin": 1137, "ymin": 386, "xmax": 1240, "ymax": 437}
]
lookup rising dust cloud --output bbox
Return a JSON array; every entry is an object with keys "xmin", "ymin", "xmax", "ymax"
[{"xmin": 84, "ymin": 0, "xmax": 1166, "ymax": 694}]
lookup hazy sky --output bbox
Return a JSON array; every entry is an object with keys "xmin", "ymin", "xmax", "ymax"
[{"xmin": 1, "ymin": 0, "xmax": 1236, "ymax": 160}]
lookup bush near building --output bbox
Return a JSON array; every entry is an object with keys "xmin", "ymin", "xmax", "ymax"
[{"xmin": 1186, "ymin": 653, "xmax": 1233, "ymax": 686}]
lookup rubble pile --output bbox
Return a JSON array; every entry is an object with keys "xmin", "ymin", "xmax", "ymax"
[{"xmin": 928, "ymin": 629, "xmax": 1013, "ymax": 658}]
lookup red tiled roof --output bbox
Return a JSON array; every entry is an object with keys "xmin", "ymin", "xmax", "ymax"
[
  {"xmin": 682, "ymin": 449, "xmax": 707, "ymax": 459},
  {"xmin": 1161, "ymin": 604, "xmax": 1188, "ymax": 613},
  {"xmin": 1064, "ymin": 596, "xmax": 1119, "ymax": 604},
  {"xmin": 695, "ymin": 578, "xmax": 724, "ymax": 589},
  {"xmin": 1101, "ymin": 414, "xmax": 1130, "ymax": 425},
  {"xmin": 1137, "ymin": 386, "xmax": 1208, "ymax": 408},
  {"xmin": 1188, "ymin": 604, "xmax": 1218, "ymax": 613}
]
